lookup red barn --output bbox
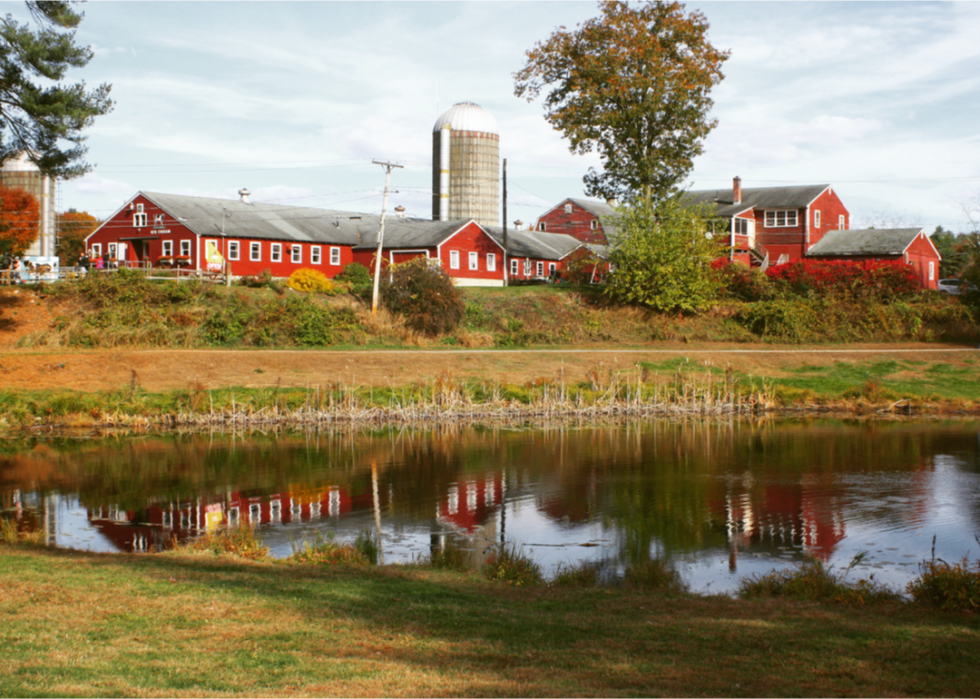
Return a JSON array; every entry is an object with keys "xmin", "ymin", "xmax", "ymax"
[
  {"xmin": 686, "ymin": 177, "xmax": 850, "ymax": 267},
  {"xmin": 534, "ymin": 198, "xmax": 619, "ymax": 245},
  {"xmin": 485, "ymin": 227, "xmax": 585, "ymax": 282},
  {"xmin": 353, "ymin": 218, "xmax": 506, "ymax": 286},
  {"xmin": 85, "ymin": 191, "xmax": 366, "ymax": 278},
  {"xmin": 805, "ymin": 227, "xmax": 942, "ymax": 290}
]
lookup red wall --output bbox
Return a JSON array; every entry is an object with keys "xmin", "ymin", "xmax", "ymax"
[
  {"xmin": 904, "ymin": 232, "xmax": 941, "ymax": 291},
  {"xmin": 437, "ymin": 222, "xmax": 505, "ymax": 283},
  {"xmin": 536, "ymin": 200, "xmax": 609, "ymax": 244},
  {"xmin": 807, "ymin": 188, "xmax": 850, "ymax": 249},
  {"xmin": 223, "ymin": 239, "xmax": 353, "ymax": 279},
  {"xmin": 755, "ymin": 187, "xmax": 850, "ymax": 265}
]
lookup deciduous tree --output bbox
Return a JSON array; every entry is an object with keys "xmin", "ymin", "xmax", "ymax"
[
  {"xmin": 56, "ymin": 207, "xmax": 99, "ymax": 264},
  {"xmin": 604, "ymin": 198, "xmax": 724, "ymax": 313},
  {"xmin": 0, "ymin": 184, "xmax": 40, "ymax": 256},
  {"xmin": 514, "ymin": 0, "xmax": 728, "ymax": 206},
  {"xmin": 1, "ymin": 1, "xmax": 113, "ymax": 177}
]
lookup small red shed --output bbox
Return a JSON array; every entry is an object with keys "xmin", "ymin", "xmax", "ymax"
[{"xmin": 805, "ymin": 227, "xmax": 942, "ymax": 290}]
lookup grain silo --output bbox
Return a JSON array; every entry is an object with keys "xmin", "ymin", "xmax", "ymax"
[
  {"xmin": 0, "ymin": 151, "xmax": 57, "ymax": 257},
  {"xmin": 431, "ymin": 102, "xmax": 499, "ymax": 227}
]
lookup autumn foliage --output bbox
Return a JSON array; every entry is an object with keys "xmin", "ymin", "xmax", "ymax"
[
  {"xmin": 0, "ymin": 185, "xmax": 40, "ymax": 256},
  {"xmin": 57, "ymin": 209, "xmax": 100, "ymax": 264},
  {"xmin": 764, "ymin": 259, "xmax": 921, "ymax": 300}
]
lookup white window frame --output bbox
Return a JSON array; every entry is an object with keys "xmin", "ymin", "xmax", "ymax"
[
  {"xmin": 929, "ymin": 261, "xmax": 935, "ymax": 281},
  {"xmin": 450, "ymin": 250, "xmax": 460, "ymax": 269},
  {"xmin": 538, "ymin": 222, "xmax": 546, "ymax": 232},
  {"xmin": 814, "ymin": 210, "xmax": 821, "ymax": 228},
  {"xmin": 91, "ymin": 243, "xmax": 101, "ymax": 257},
  {"xmin": 511, "ymin": 258, "xmax": 519, "ymax": 276},
  {"xmin": 523, "ymin": 259, "xmax": 532, "ymax": 276},
  {"xmin": 136, "ymin": 203, "xmax": 144, "ymax": 214},
  {"xmin": 227, "ymin": 241, "xmax": 240, "ymax": 261},
  {"xmin": 291, "ymin": 245, "xmax": 302, "ymax": 264},
  {"xmin": 271, "ymin": 243, "xmax": 282, "ymax": 263},
  {"xmin": 764, "ymin": 210, "xmax": 798, "ymax": 228},
  {"xmin": 549, "ymin": 262, "xmax": 557, "ymax": 276},
  {"xmin": 590, "ymin": 219, "xmax": 598, "ymax": 231},
  {"xmin": 133, "ymin": 213, "xmax": 147, "ymax": 227},
  {"xmin": 486, "ymin": 253, "xmax": 496, "ymax": 272},
  {"xmin": 564, "ymin": 203, "xmax": 573, "ymax": 214},
  {"xmin": 179, "ymin": 240, "xmax": 191, "ymax": 257},
  {"xmin": 329, "ymin": 246, "xmax": 341, "ymax": 266},
  {"xmin": 250, "ymin": 242, "xmax": 261, "ymax": 261},
  {"xmin": 468, "ymin": 251, "xmax": 478, "ymax": 270},
  {"xmin": 108, "ymin": 243, "xmax": 117, "ymax": 258},
  {"xmin": 161, "ymin": 240, "xmax": 173, "ymax": 257},
  {"xmin": 536, "ymin": 261, "xmax": 544, "ymax": 277},
  {"xmin": 311, "ymin": 246, "xmax": 321, "ymax": 265},
  {"xmin": 839, "ymin": 215, "xmax": 845, "ymax": 230}
]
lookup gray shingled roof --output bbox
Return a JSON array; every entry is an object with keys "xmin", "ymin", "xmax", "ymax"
[
  {"xmin": 485, "ymin": 227, "xmax": 583, "ymax": 260},
  {"xmin": 142, "ymin": 192, "xmax": 378, "ymax": 245},
  {"xmin": 806, "ymin": 228, "xmax": 925, "ymax": 257},
  {"xmin": 684, "ymin": 184, "xmax": 830, "ymax": 217},
  {"xmin": 567, "ymin": 198, "xmax": 621, "ymax": 241},
  {"xmin": 353, "ymin": 218, "xmax": 482, "ymax": 250}
]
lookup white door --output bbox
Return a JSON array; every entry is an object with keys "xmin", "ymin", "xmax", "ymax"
[{"xmin": 117, "ymin": 242, "xmax": 128, "ymax": 266}]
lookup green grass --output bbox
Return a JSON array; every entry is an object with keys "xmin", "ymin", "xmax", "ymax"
[
  {"xmin": 2, "ymin": 546, "xmax": 979, "ymax": 697},
  {"xmin": 772, "ymin": 360, "xmax": 980, "ymax": 401}
]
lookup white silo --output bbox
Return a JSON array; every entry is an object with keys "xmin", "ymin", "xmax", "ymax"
[{"xmin": 431, "ymin": 102, "xmax": 499, "ymax": 227}]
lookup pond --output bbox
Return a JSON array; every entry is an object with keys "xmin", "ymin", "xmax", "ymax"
[{"xmin": 2, "ymin": 419, "xmax": 979, "ymax": 594}]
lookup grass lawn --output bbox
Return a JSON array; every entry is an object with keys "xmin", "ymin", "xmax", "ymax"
[{"xmin": 1, "ymin": 546, "xmax": 978, "ymax": 697}]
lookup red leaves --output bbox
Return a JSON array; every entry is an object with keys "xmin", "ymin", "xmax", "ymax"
[{"xmin": 765, "ymin": 259, "xmax": 921, "ymax": 299}]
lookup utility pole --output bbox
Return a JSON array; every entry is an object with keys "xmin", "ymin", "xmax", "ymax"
[
  {"xmin": 502, "ymin": 158, "xmax": 508, "ymax": 287},
  {"xmin": 371, "ymin": 159, "xmax": 403, "ymax": 316}
]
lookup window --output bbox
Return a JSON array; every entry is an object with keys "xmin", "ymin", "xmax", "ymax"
[
  {"xmin": 311, "ymin": 246, "xmax": 321, "ymax": 264},
  {"xmin": 549, "ymin": 262, "xmax": 557, "ymax": 277},
  {"xmin": 523, "ymin": 259, "xmax": 532, "ymax": 276},
  {"xmin": 250, "ymin": 242, "xmax": 261, "ymax": 261},
  {"xmin": 162, "ymin": 240, "xmax": 173, "ymax": 257},
  {"xmin": 329, "ymin": 247, "xmax": 341, "ymax": 265},
  {"xmin": 180, "ymin": 240, "xmax": 191, "ymax": 256},
  {"xmin": 271, "ymin": 243, "xmax": 282, "ymax": 262},
  {"xmin": 564, "ymin": 203, "xmax": 572, "ymax": 214},
  {"xmin": 108, "ymin": 243, "xmax": 117, "ymax": 258},
  {"xmin": 929, "ymin": 261, "xmax": 935, "ymax": 281},
  {"xmin": 91, "ymin": 243, "xmax": 101, "ymax": 257},
  {"xmin": 590, "ymin": 219, "xmax": 598, "ymax": 231},
  {"xmin": 133, "ymin": 213, "xmax": 147, "ymax": 227},
  {"xmin": 450, "ymin": 250, "xmax": 460, "ymax": 269},
  {"xmin": 538, "ymin": 222, "xmax": 546, "ymax": 232},
  {"xmin": 838, "ymin": 215, "xmax": 845, "ymax": 230},
  {"xmin": 764, "ymin": 210, "xmax": 798, "ymax": 228},
  {"xmin": 536, "ymin": 261, "xmax": 544, "ymax": 277},
  {"xmin": 486, "ymin": 253, "xmax": 496, "ymax": 272},
  {"xmin": 291, "ymin": 245, "xmax": 302, "ymax": 264},
  {"xmin": 732, "ymin": 218, "xmax": 750, "ymax": 235},
  {"xmin": 469, "ymin": 251, "xmax": 478, "ymax": 270},
  {"xmin": 227, "ymin": 241, "xmax": 239, "ymax": 260},
  {"xmin": 814, "ymin": 210, "xmax": 821, "ymax": 228},
  {"xmin": 511, "ymin": 258, "xmax": 519, "ymax": 276}
]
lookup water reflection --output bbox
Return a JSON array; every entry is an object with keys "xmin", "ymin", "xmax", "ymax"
[{"xmin": 1, "ymin": 419, "xmax": 979, "ymax": 593}]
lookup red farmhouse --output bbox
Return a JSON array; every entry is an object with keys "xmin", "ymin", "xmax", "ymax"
[
  {"xmin": 534, "ymin": 198, "xmax": 619, "ymax": 246},
  {"xmin": 686, "ymin": 177, "xmax": 850, "ymax": 267}
]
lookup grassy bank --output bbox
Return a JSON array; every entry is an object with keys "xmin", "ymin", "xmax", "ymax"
[
  {"xmin": 1, "ymin": 353, "xmax": 979, "ymax": 428},
  {"xmin": 1, "ymin": 544, "xmax": 978, "ymax": 697},
  {"xmin": 8, "ymin": 271, "xmax": 978, "ymax": 350}
]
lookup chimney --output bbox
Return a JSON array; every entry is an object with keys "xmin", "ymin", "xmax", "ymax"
[
  {"xmin": 239, "ymin": 188, "xmax": 251, "ymax": 204},
  {"xmin": 395, "ymin": 205, "xmax": 406, "ymax": 218},
  {"xmin": 733, "ymin": 177, "xmax": 742, "ymax": 205}
]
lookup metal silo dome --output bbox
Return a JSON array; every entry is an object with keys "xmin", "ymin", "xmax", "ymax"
[
  {"xmin": 431, "ymin": 102, "xmax": 500, "ymax": 226},
  {"xmin": 432, "ymin": 102, "xmax": 500, "ymax": 135}
]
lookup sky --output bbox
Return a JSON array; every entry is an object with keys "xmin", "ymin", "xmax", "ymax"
[{"xmin": 19, "ymin": 0, "xmax": 980, "ymax": 232}]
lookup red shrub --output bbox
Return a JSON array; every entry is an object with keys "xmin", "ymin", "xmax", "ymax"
[{"xmin": 765, "ymin": 259, "xmax": 920, "ymax": 300}]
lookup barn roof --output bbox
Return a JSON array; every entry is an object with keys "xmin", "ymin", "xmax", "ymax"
[
  {"xmin": 141, "ymin": 191, "xmax": 377, "ymax": 245},
  {"xmin": 485, "ymin": 227, "xmax": 583, "ymax": 260},
  {"xmin": 684, "ymin": 184, "xmax": 830, "ymax": 217},
  {"xmin": 353, "ymin": 218, "xmax": 489, "ymax": 250},
  {"xmin": 806, "ymin": 228, "xmax": 927, "ymax": 257}
]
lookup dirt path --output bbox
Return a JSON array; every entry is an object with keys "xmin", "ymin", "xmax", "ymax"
[{"xmin": 0, "ymin": 344, "xmax": 975, "ymax": 393}]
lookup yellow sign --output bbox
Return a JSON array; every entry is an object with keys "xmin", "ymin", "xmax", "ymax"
[{"xmin": 205, "ymin": 240, "xmax": 225, "ymax": 272}]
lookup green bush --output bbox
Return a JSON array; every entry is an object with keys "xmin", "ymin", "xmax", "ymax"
[
  {"xmin": 739, "ymin": 554, "xmax": 898, "ymax": 605},
  {"xmin": 380, "ymin": 257, "xmax": 465, "ymax": 336},
  {"xmin": 483, "ymin": 544, "xmax": 543, "ymax": 586},
  {"xmin": 907, "ymin": 555, "xmax": 980, "ymax": 612},
  {"xmin": 335, "ymin": 262, "xmax": 372, "ymax": 286},
  {"xmin": 288, "ymin": 532, "xmax": 369, "ymax": 566},
  {"xmin": 623, "ymin": 559, "xmax": 687, "ymax": 592}
]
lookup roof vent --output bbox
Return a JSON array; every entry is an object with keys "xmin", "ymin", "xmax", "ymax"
[
  {"xmin": 395, "ymin": 205, "xmax": 406, "ymax": 218},
  {"xmin": 238, "ymin": 188, "xmax": 251, "ymax": 204}
]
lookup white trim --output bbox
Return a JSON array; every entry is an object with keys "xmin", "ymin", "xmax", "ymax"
[
  {"xmin": 764, "ymin": 210, "xmax": 799, "ymax": 228},
  {"xmin": 468, "ymin": 251, "xmax": 478, "ymax": 270},
  {"xmin": 271, "ymin": 243, "xmax": 282, "ymax": 263},
  {"xmin": 449, "ymin": 250, "xmax": 460, "ymax": 269},
  {"xmin": 290, "ymin": 245, "xmax": 302, "ymax": 264},
  {"xmin": 311, "ymin": 246, "xmax": 321, "ymax": 264},
  {"xmin": 250, "ymin": 241, "xmax": 262, "ymax": 261},
  {"xmin": 162, "ymin": 240, "xmax": 173, "ymax": 257},
  {"xmin": 487, "ymin": 252, "xmax": 496, "ymax": 272}
]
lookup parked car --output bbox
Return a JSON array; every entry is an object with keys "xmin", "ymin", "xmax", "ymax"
[{"xmin": 938, "ymin": 278, "xmax": 964, "ymax": 295}]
